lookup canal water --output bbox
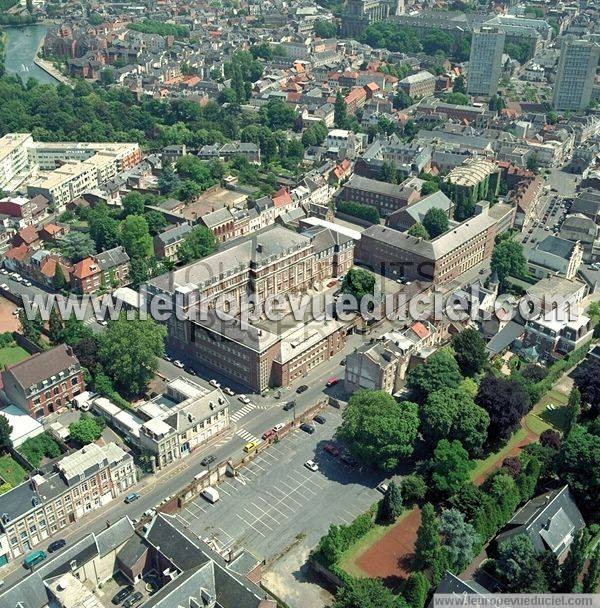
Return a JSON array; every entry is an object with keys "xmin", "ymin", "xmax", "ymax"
[{"xmin": 3, "ymin": 24, "xmax": 58, "ymax": 84}]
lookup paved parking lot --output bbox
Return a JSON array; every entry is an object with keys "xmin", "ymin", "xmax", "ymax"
[{"xmin": 175, "ymin": 406, "xmax": 383, "ymax": 561}]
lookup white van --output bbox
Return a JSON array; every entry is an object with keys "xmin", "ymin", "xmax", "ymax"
[{"xmin": 201, "ymin": 486, "xmax": 220, "ymax": 504}]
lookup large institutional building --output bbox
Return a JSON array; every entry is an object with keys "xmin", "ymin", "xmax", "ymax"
[
  {"xmin": 553, "ymin": 37, "xmax": 600, "ymax": 111},
  {"xmin": 355, "ymin": 205, "xmax": 500, "ymax": 284},
  {"xmin": 147, "ymin": 225, "xmax": 354, "ymax": 392}
]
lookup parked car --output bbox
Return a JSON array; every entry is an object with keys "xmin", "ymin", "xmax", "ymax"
[
  {"xmin": 111, "ymin": 586, "xmax": 134, "ymax": 605},
  {"xmin": 223, "ymin": 387, "xmax": 235, "ymax": 395},
  {"xmin": 304, "ymin": 459, "xmax": 319, "ymax": 472},
  {"xmin": 173, "ymin": 360, "xmax": 184, "ymax": 368},
  {"xmin": 283, "ymin": 401, "xmax": 296, "ymax": 411},
  {"xmin": 23, "ymin": 550, "xmax": 46, "ymax": 569},
  {"xmin": 377, "ymin": 482, "xmax": 389, "ymax": 494},
  {"xmin": 300, "ymin": 423, "xmax": 315, "ymax": 434},
  {"xmin": 163, "ymin": 354, "xmax": 172, "ymax": 362},
  {"xmin": 124, "ymin": 492, "xmax": 140, "ymax": 504},
  {"xmin": 47, "ymin": 539, "xmax": 66, "ymax": 553},
  {"xmin": 123, "ymin": 592, "xmax": 143, "ymax": 608},
  {"xmin": 243, "ymin": 441, "xmax": 258, "ymax": 453},
  {"xmin": 262, "ymin": 429, "xmax": 276, "ymax": 440},
  {"xmin": 325, "ymin": 377, "xmax": 338, "ymax": 387},
  {"xmin": 324, "ymin": 444, "xmax": 339, "ymax": 457},
  {"xmin": 238, "ymin": 395, "xmax": 251, "ymax": 404},
  {"xmin": 210, "ymin": 379, "xmax": 221, "ymax": 388},
  {"xmin": 314, "ymin": 414, "xmax": 326, "ymax": 424},
  {"xmin": 201, "ymin": 455, "xmax": 215, "ymax": 467},
  {"xmin": 273, "ymin": 423, "xmax": 285, "ymax": 432},
  {"xmin": 184, "ymin": 366, "xmax": 196, "ymax": 376},
  {"xmin": 296, "ymin": 384, "xmax": 309, "ymax": 394}
]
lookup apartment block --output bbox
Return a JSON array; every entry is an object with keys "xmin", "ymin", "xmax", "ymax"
[
  {"xmin": 553, "ymin": 37, "xmax": 600, "ymax": 112},
  {"xmin": 398, "ymin": 71, "xmax": 436, "ymax": 98},
  {"xmin": 467, "ymin": 27, "xmax": 505, "ymax": 98},
  {"xmin": 0, "ymin": 442, "xmax": 135, "ymax": 563},
  {"xmin": 0, "ymin": 133, "xmax": 33, "ymax": 191}
]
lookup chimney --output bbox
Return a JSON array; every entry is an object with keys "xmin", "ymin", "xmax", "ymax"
[{"xmin": 256, "ymin": 243, "xmax": 263, "ymax": 252}]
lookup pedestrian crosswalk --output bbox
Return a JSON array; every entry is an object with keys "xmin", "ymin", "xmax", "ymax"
[
  {"xmin": 83, "ymin": 317, "xmax": 96, "ymax": 326},
  {"xmin": 230, "ymin": 403, "xmax": 256, "ymax": 422},
  {"xmin": 236, "ymin": 429, "xmax": 260, "ymax": 443}
]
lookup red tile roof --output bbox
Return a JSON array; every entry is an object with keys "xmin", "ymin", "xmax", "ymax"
[
  {"xmin": 4, "ymin": 244, "xmax": 30, "ymax": 262},
  {"xmin": 16, "ymin": 225, "xmax": 39, "ymax": 245},
  {"xmin": 411, "ymin": 321, "xmax": 430, "ymax": 340},
  {"xmin": 71, "ymin": 257, "xmax": 100, "ymax": 280},
  {"xmin": 272, "ymin": 187, "xmax": 292, "ymax": 208}
]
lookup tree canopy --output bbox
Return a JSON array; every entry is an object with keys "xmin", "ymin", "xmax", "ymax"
[
  {"xmin": 407, "ymin": 223, "xmax": 430, "ymax": 239},
  {"xmin": 572, "ymin": 358, "xmax": 600, "ymax": 415},
  {"xmin": 421, "ymin": 388, "xmax": 489, "ymax": 456},
  {"xmin": 451, "ymin": 328, "xmax": 487, "ymax": 376},
  {"xmin": 341, "ymin": 267, "xmax": 376, "ymax": 302},
  {"xmin": 491, "ymin": 239, "xmax": 527, "ymax": 287},
  {"xmin": 98, "ymin": 315, "xmax": 166, "ymax": 396},
  {"xmin": 476, "ymin": 375, "xmax": 530, "ymax": 443},
  {"xmin": 178, "ymin": 226, "xmax": 218, "ymax": 265},
  {"xmin": 407, "ymin": 348, "xmax": 463, "ymax": 401},
  {"xmin": 332, "ymin": 576, "xmax": 407, "ymax": 608},
  {"xmin": 59, "ymin": 232, "xmax": 96, "ymax": 262},
  {"xmin": 429, "ymin": 439, "xmax": 473, "ymax": 497},
  {"xmin": 337, "ymin": 390, "xmax": 419, "ymax": 471},
  {"xmin": 422, "ymin": 207, "xmax": 448, "ymax": 239}
]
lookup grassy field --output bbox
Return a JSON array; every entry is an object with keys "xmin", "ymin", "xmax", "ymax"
[
  {"xmin": 0, "ymin": 345, "xmax": 29, "ymax": 368},
  {"xmin": 0, "ymin": 454, "xmax": 28, "ymax": 488}
]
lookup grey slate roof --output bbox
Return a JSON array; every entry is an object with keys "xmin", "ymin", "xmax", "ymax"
[
  {"xmin": 495, "ymin": 486, "xmax": 585, "ymax": 556},
  {"xmin": 156, "ymin": 222, "xmax": 192, "ymax": 245},
  {"xmin": 96, "ymin": 245, "xmax": 130, "ymax": 271}
]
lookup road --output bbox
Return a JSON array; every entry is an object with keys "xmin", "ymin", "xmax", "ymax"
[{"xmin": 0, "ymin": 319, "xmax": 377, "ymax": 589}]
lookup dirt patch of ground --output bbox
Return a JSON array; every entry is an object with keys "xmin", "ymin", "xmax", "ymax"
[
  {"xmin": 353, "ymin": 507, "xmax": 421, "ymax": 586},
  {"xmin": 0, "ymin": 296, "xmax": 19, "ymax": 333}
]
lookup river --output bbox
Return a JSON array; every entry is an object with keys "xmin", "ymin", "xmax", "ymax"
[{"xmin": 3, "ymin": 24, "xmax": 59, "ymax": 85}]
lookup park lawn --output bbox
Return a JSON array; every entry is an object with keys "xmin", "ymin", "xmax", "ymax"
[
  {"xmin": 338, "ymin": 510, "xmax": 411, "ymax": 578},
  {"xmin": 528, "ymin": 388, "xmax": 571, "ymax": 434},
  {"xmin": 0, "ymin": 454, "xmax": 28, "ymax": 487},
  {"xmin": 470, "ymin": 428, "xmax": 527, "ymax": 482},
  {"xmin": 0, "ymin": 345, "xmax": 30, "ymax": 367}
]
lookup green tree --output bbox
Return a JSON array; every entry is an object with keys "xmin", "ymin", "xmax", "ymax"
[
  {"xmin": 178, "ymin": 226, "xmax": 218, "ymax": 265},
  {"xmin": 422, "ymin": 208, "xmax": 448, "ymax": 239},
  {"xmin": 333, "ymin": 576, "xmax": 406, "ymax": 608},
  {"xmin": 407, "ymin": 223, "xmax": 430, "ymax": 239},
  {"xmin": 489, "ymin": 94, "xmax": 506, "ymax": 112},
  {"xmin": 451, "ymin": 328, "xmax": 487, "ymax": 376},
  {"xmin": 527, "ymin": 153, "xmax": 540, "ymax": 174},
  {"xmin": 402, "ymin": 474, "xmax": 427, "ymax": 506},
  {"xmin": 393, "ymin": 89, "xmax": 413, "ymax": 110},
  {"xmin": 120, "ymin": 215, "xmax": 153, "ymax": 259},
  {"xmin": 341, "ymin": 268, "xmax": 376, "ymax": 302},
  {"xmin": 421, "ymin": 388, "xmax": 489, "ymax": 457},
  {"xmin": 260, "ymin": 99, "xmax": 296, "ymax": 130},
  {"xmin": 0, "ymin": 414, "xmax": 13, "ymax": 447},
  {"xmin": 18, "ymin": 308, "xmax": 43, "ymax": 344},
  {"xmin": 337, "ymin": 390, "xmax": 419, "ymax": 471},
  {"xmin": 441, "ymin": 92, "xmax": 469, "ymax": 106},
  {"xmin": 334, "ymin": 92, "xmax": 348, "ymax": 128},
  {"xmin": 495, "ymin": 535, "xmax": 548, "ymax": 592},
  {"xmin": 403, "ymin": 572, "xmax": 431, "ymax": 608},
  {"xmin": 582, "ymin": 546, "xmax": 600, "ymax": 593},
  {"xmin": 60, "ymin": 315, "xmax": 93, "ymax": 346},
  {"xmin": 559, "ymin": 528, "xmax": 590, "ymax": 591},
  {"xmin": 440, "ymin": 508, "xmax": 480, "ymax": 572},
  {"xmin": 380, "ymin": 481, "xmax": 403, "ymax": 522},
  {"xmin": 48, "ymin": 307, "xmax": 64, "ymax": 344},
  {"xmin": 60, "ymin": 232, "xmax": 96, "ymax": 262},
  {"xmin": 413, "ymin": 503, "xmax": 445, "ymax": 583},
  {"xmin": 380, "ymin": 161, "xmax": 398, "ymax": 184},
  {"xmin": 98, "ymin": 315, "xmax": 166, "ymax": 396},
  {"xmin": 453, "ymin": 75, "xmax": 466, "ymax": 94},
  {"xmin": 144, "ymin": 210, "xmax": 168, "ymax": 236},
  {"xmin": 52, "ymin": 263, "xmax": 67, "ymax": 291},
  {"xmin": 122, "ymin": 192, "xmax": 145, "ymax": 216},
  {"xmin": 430, "ymin": 439, "xmax": 473, "ymax": 497},
  {"xmin": 314, "ymin": 19, "xmax": 338, "ymax": 38},
  {"xmin": 491, "ymin": 238, "xmax": 527, "ymax": 288},
  {"xmin": 89, "ymin": 206, "xmax": 121, "ymax": 251},
  {"xmin": 158, "ymin": 164, "xmax": 180, "ymax": 195},
  {"xmin": 69, "ymin": 415, "xmax": 103, "ymax": 445},
  {"xmin": 407, "ymin": 348, "xmax": 463, "ymax": 401}
]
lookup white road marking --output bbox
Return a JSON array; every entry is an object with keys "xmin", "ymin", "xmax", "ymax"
[{"xmin": 235, "ymin": 513, "xmax": 265, "ymax": 538}]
